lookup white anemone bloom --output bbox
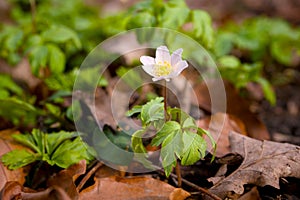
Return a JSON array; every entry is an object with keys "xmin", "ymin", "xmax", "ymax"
[{"xmin": 140, "ymin": 46, "xmax": 188, "ymax": 81}]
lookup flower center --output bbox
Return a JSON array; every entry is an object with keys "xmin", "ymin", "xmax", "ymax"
[{"xmin": 154, "ymin": 61, "xmax": 172, "ymax": 77}]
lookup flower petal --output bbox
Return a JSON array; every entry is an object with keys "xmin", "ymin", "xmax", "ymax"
[
  {"xmin": 140, "ymin": 56, "xmax": 155, "ymax": 66},
  {"xmin": 171, "ymin": 48, "xmax": 183, "ymax": 66},
  {"xmin": 155, "ymin": 46, "xmax": 171, "ymax": 64},
  {"xmin": 152, "ymin": 76, "xmax": 170, "ymax": 82},
  {"xmin": 174, "ymin": 60, "xmax": 188, "ymax": 76},
  {"xmin": 142, "ymin": 64, "xmax": 156, "ymax": 77}
]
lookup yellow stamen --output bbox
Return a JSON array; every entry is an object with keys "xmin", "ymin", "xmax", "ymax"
[{"xmin": 154, "ymin": 61, "xmax": 172, "ymax": 77}]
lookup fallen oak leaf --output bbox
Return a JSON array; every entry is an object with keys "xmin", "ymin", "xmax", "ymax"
[
  {"xmin": 208, "ymin": 131, "xmax": 300, "ymax": 199},
  {"xmin": 47, "ymin": 160, "xmax": 87, "ymax": 200},
  {"xmin": 79, "ymin": 176, "xmax": 190, "ymax": 200}
]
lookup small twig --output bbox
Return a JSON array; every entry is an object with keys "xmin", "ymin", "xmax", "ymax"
[
  {"xmin": 156, "ymin": 167, "xmax": 221, "ymax": 200},
  {"xmin": 175, "ymin": 161, "xmax": 182, "ymax": 187},
  {"xmin": 77, "ymin": 161, "xmax": 103, "ymax": 192}
]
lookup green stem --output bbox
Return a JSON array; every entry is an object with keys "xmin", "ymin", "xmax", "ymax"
[{"xmin": 163, "ymin": 80, "xmax": 168, "ymax": 121}]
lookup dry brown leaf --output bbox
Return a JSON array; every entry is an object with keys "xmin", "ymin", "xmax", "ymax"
[
  {"xmin": 198, "ymin": 113, "xmax": 247, "ymax": 157},
  {"xmin": 79, "ymin": 176, "xmax": 190, "ymax": 200},
  {"xmin": 0, "ymin": 129, "xmax": 26, "ymax": 192},
  {"xmin": 1, "ymin": 181, "xmax": 72, "ymax": 200},
  {"xmin": 1, "ymin": 160, "xmax": 86, "ymax": 200},
  {"xmin": 47, "ymin": 160, "xmax": 86, "ymax": 199},
  {"xmin": 209, "ymin": 131, "xmax": 300, "ymax": 199},
  {"xmin": 193, "ymin": 80, "xmax": 270, "ymax": 140}
]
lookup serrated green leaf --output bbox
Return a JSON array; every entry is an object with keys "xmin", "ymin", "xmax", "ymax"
[
  {"xmin": 160, "ymin": 2, "xmax": 190, "ymax": 29},
  {"xmin": 46, "ymin": 131, "xmax": 79, "ymax": 155},
  {"xmin": 182, "ymin": 117, "xmax": 197, "ymax": 129},
  {"xmin": 1, "ymin": 150, "xmax": 37, "ymax": 170},
  {"xmin": 131, "ymin": 129, "xmax": 154, "ymax": 168},
  {"xmin": 51, "ymin": 137, "xmax": 94, "ymax": 168},
  {"xmin": 126, "ymin": 105, "xmax": 142, "ymax": 117},
  {"xmin": 161, "ymin": 129, "xmax": 183, "ymax": 177},
  {"xmin": 126, "ymin": 12, "xmax": 156, "ymax": 29},
  {"xmin": 31, "ymin": 129, "xmax": 45, "ymax": 155},
  {"xmin": 181, "ymin": 131, "xmax": 206, "ymax": 165},
  {"xmin": 141, "ymin": 97, "xmax": 164, "ymax": 125},
  {"xmin": 197, "ymin": 128, "xmax": 216, "ymax": 161},
  {"xmin": 29, "ymin": 45, "xmax": 48, "ymax": 76},
  {"xmin": 12, "ymin": 133, "xmax": 40, "ymax": 153},
  {"xmin": 47, "ymin": 44, "xmax": 66, "ymax": 74},
  {"xmin": 191, "ymin": 10, "xmax": 214, "ymax": 48},
  {"xmin": 0, "ymin": 97, "xmax": 39, "ymax": 126},
  {"xmin": 151, "ymin": 121, "xmax": 181, "ymax": 146},
  {"xmin": 41, "ymin": 26, "xmax": 81, "ymax": 49}
]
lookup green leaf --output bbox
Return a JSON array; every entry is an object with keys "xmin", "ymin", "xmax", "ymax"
[
  {"xmin": 181, "ymin": 131, "xmax": 206, "ymax": 165},
  {"xmin": 191, "ymin": 10, "xmax": 214, "ymax": 48},
  {"xmin": 256, "ymin": 77, "xmax": 276, "ymax": 106},
  {"xmin": 214, "ymin": 32, "xmax": 234, "ymax": 57},
  {"xmin": 4, "ymin": 28, "xmax": 23, "ymax": 52},
  {"xmin": 131, "ymin": 129, "xmax": 154, "ymax": 168},
  {"xmin": 126, "ymin": 12, "xmax": 156, "ymax": 29},
  {"xmin": 41, "ymin": 26, "xmax": 81, "ymax": 49},
  {"xmin": 160, "ymin": 2, "xmax": 190, "ymax": 29},
  {"xmin": 0, "ymin": 97, "xmax": 39, "ymax": 126},
  {"xmin": 66, "ymin": 100, "xmax": 82, "ymax": 121},
  {"xmin": 151, "ymin": 121, "xmax": 181, "ymax": 146},
  {"xmin": 126, "ymin": 105, "xmax": 142, "ymax": 117},
  {"xmin": 1, "ymin": 150, "xmax": 36, "ymax": 170},
  {"xmin": 31, "ymin": 129, "xmax": 45, "ymax": 155},
  {"xmin": 197, "ymin": 128, "xmax": 216, "ymax": 161},
  {"xmin": 218, "ymin": 56, "xmax": 241, "ymax": 69},
  {"xmin": 51, "ymin": 137, "xmax": 95, "ymax": 168},
  {"xmin": 141, "ymin": 97, "xmax": 164, "ymax": 125},
  {"xmin": 168, "ymin": 108, "xmax": 190, "ymax": 125},
  {"xmin": 161, "ymin": 129, "xmax": 183, "ymax": 177},
  {"xmin": 12, "ymin": 133, "xmax": 40, "ymax": 153},
  {"xmin": 182, "ymin": 117, "xmax": 197, "ymax": 129},
  {"xmin": 47, "ymin": 44, "xmax": 66, "ymax": 74},
  {"xmin": 0, "ymin": 74, "xmax": 23, "ymax": 96},
  {"xmin": 46, "ymin": 131, "xmax": 79, "ymax": 155},
  {"xmin": 29, "ymin": 45, "xmax": 48, "ymax": 76},
  {"xmin": 131, "ymin": 129, "xmax": 147, "ymax": 154},
  {"xmin": 270, "ymin": 40, "xmax": 294, "ymax": 66}
]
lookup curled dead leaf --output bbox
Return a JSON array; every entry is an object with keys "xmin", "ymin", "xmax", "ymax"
[{"xmin": 209, "ymin": 132, "xmax": 300, "ymax": 199}]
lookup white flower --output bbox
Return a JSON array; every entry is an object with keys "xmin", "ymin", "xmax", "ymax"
[{"xmin": 140, "ymin": 46, "xmax": 188, "ymax": 81}]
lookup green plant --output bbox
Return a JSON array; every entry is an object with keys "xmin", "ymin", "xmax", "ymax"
[
  {"xmin": 1, "ymin": 129, "xmax": 95, "ymax": 170},
  {"xmin": 127, "ymin": 46, "xmax": 216, "ymax": 177},
  {"xmin": 128, "ymin": 97, "xmax": 215, "ymax": 177},
  {"xmin": 214, "ymin": 17, "xmax": 300, "ymax": 103}
]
